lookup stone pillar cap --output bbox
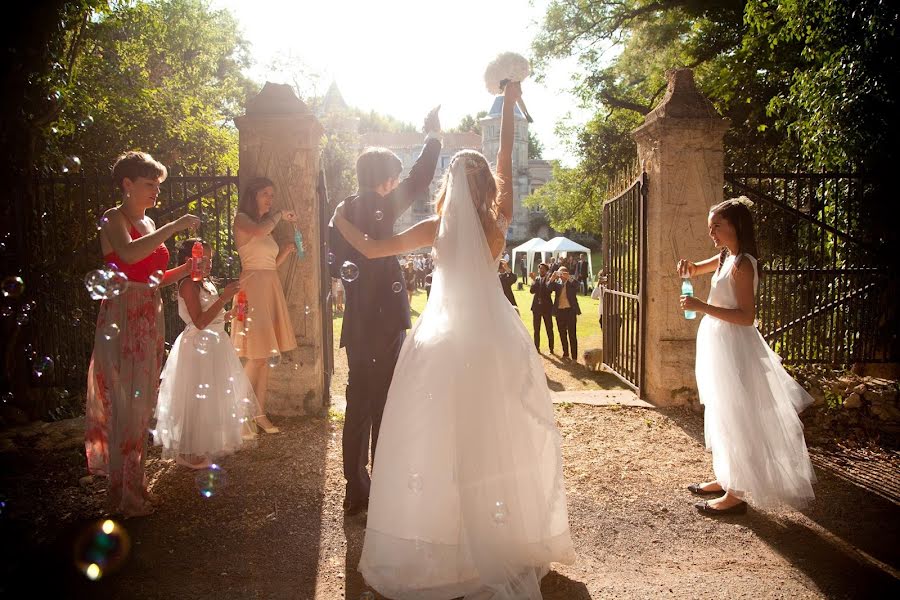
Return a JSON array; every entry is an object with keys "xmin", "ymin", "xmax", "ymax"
[
  {"xmin": 244, "ymin": 82, "xmax": 313, "ymax": 116},
  {"xmin": 643, "ymin": 68, "xmax": 723, "ymax": 123}
]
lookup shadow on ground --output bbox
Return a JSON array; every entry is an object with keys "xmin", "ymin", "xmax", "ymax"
[
  {"xmin": 660, "ymin": 407, "xmax": 900, "ymax": 598},
  {"xmin": 3, "ymin": 415, "xmax": 331, "ymax": 599}
]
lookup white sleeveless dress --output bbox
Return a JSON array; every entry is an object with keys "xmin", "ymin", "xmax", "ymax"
[
  {"xmin": 696, "ymin": 254, "xmax": 816, "ymax": 509},
  {"xmin": 358, "ymin": 161, "xmax": 575, "ymax": 599},
  {"xmin": 154, "ymin": 281, "xmax": 259, "ymax": 459}
]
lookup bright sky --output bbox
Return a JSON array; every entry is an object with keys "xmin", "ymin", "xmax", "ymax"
[{"xmin": 211, "ymin": 0, "xmax": 594, "ymax": 166}]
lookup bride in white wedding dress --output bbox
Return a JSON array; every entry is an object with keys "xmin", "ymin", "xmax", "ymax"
[{"xmin": 332, "ymin": 82, "xmax": 575, "ymax": 600}]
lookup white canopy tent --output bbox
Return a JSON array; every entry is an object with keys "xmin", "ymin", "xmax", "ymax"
[
  {"xmin": 537, "ymin": 236, "xmax": 594, "ymax": 278},
  {"xmin": 510, "ymin": 237, "xmax": 547, "ymax": 275}
]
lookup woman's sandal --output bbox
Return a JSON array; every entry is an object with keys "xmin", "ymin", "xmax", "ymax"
[
  {"xmin": 254, "ymin": 415, "xmax": 281, "ymax": 434},
  {"xmin": 694, "ymin": 500, "xmax": 747, "ymax": 515},
  {"xmin": 687, "ymin": 483, "xmax": 725, "ymax": 495}
]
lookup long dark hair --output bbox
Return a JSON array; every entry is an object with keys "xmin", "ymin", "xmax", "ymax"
[
  {"xmin": 710, "ymin": 197, "xmax": 762, "ymax": 281},
  {"xmin": 237, "ymin": 177, "xmax": 275, "ymax": 222}
]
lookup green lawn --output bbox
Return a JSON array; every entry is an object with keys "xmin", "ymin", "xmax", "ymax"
[{"xmin": 333, "ymin": 282, "xmax": 602, "ymax": 355}]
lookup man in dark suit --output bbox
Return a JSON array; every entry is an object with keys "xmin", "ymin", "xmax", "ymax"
[
  {"xmin": 574, "ymin": 255, "xmax": 588, "ymax": 294},
  {"xmin": 329, "ymin": 108, "xmax": 441, "ymax": 515},
  {"xmin": 529, "ymin": 263, "xmax": 555, "ymax": 354},
  {"xmin": 550, "ymin": 266, "xmax": 581, "ymax": 361}
]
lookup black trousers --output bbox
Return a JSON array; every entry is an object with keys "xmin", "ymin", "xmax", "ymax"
[
  {"xmin": 556, "ymin": 308, "xmax": 578, "ymax": 359},
  {"xmin": 532, "ymin": 309, "xmax": 554, "ymax": 352},
  {"xmin": 343, "ymin": 330, "xmax": 405, "ymax": 506}
]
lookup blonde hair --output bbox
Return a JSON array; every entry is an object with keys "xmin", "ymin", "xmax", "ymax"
[{"xmin": 434, "ymin": 150, "xmax": 499, "ymax": 239}]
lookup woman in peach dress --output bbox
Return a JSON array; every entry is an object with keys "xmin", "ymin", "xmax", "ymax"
[{"xmin": 231, "ymin": 177, "xmax": 298, "ymax": 433}]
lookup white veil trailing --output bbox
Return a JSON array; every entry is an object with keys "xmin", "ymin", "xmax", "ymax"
[{"xmin": 358, "ymin": 158, "xmax": 575, "ymax": 600}]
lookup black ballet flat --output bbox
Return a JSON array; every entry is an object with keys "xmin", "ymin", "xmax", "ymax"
[
  {"xmin": 694, "ymin": 500, "xmax": 747, "ymax": 516},
  {"xmin": 687, "ymin": 483, "xmax": 725, "ymax": 496}
]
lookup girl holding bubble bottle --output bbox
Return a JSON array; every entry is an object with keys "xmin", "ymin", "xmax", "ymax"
[
  {"xmin": 677, "ymin": 197, "xmax": 815, "ymax": 515},
  {"xmin": 85, "ymin": 151, "xmax": 199, "ymax": 518}
]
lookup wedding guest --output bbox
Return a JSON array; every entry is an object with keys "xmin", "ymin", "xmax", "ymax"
[
  {"xmin": 404, "ymin": 261, "xmax": 416, "ymax": 304},
  {"xmin": 550, "ymin": 266, "xmax": 581, "ymax": 361},
  {"xmin": 85, "ymin": 151, "xmax": 199, "ymax": 517},
  {"xmin": 154, "ymin": 239, "xmax": 258, "ymax": 469},
  {"xmin": 332, "ymin": 277, "xmax": 345, "ymax": 313},
  {"xmin": 575, "ymin": 254, "xmax": 589, "ymax": 294},
  {"xmin": 530, "ymin": 262, "xmax": 555, "ymax": 354},
  {"xmin": 231, "ymin": 177, "xmax": 298, "ymax": 435},
  {"xmin": 498, "ymin": 260, "xmax": 518, "ymax": 308},
  {"xmin": 679, "ymin": 197, "xmax": 815, "ymax": 515}
]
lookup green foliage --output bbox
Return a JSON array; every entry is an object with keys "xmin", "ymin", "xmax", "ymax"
[
  {"xmin": 356, "ymin": 109, "xmax": 417, "ymax": 134},
  {"xmin": 40, "ymin": 0, "xmax": 255, "ymax": 173},
  {"xmin": 449, "ymin": 111, "xmax": 488, "ymax": 134},
  {"xmin": 530, "ymin": 0, "xmax": 899, "ymax": 231},
  {"xmin": 527, "ymin": 130, "xmax": 544, "ymax": 159}
]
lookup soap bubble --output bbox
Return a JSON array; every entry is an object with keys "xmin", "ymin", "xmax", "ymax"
[
  {"xmin": 195, "ymin": 464, "xmax": 227, "ymax": 498},
  {"xmin": 326, "ymin": 252, "xmax": 335, "ymax": 265},
  {"xmin": 101, "ymin": 323, "xmax": 120, "ymax": 341},
  {"xmin": 1, "ymin": 276, "xmax": 24, "ymax": 298},
  {"xmin": 106, "ymin": 271, "xmax": 128, "ymax": 297},
  {"xmin": 391, "ymin": 281, "xmax": 403, "ymax": 293},
  {"xmin": 194, "ymin": 330, "xmax": 219, "ymax": 355},
  {"xmin": 84, "ymin": 269, "xmax": 110, "ymax": 300},
  {"xmin": 304, "ymin": 305, "xmax": 311, "ymax": 315},
  {"xmin": 63, "ymin": 156, "xmax": 82, "ymax": 174},
  {"xmin": 73, "ymin": 519, "xmax": 131, "ymax": 581},
  {"xmin": 147, "ymin": 270, "xmax": 164, "ymax": 289},
  {"xmin": 340, "ymin": 261, "xmax": 359, "ymax": 283},
  {"xmin": 374, "ymin": 210, "xmax": 384, "ymax": 221},
  {"xmin": 33, "ymin": 356, "xmax": 54, "ymax": 379},
  {"xmin": 267, "ymin": 350, "xmax": 281, "ymax": 368},
  {"xmin": 492, "ymin": 500, "xmax": 508, "ymax": 525},
  {"xmin": 408, "ymin": 473, "xmax": 423, "ymax": 494},
  {"xmin": 96, "ymin": 216, "xmax": 109, "ymax": 231}
]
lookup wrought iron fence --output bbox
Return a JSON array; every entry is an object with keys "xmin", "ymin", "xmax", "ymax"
[
  {"xmin": 725, "ymin": 171, "xmax": 894, "ymax": 364},
  {"xmin": 5, "ymin": 169, "xmax": 240, "ymax": 400},
  {"xmin": 601, "ymin": 172, "xmax": 647, "ymax": 394}
]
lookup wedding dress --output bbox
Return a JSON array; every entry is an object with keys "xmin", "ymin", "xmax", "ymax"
[
  {"xmin": 695, "ymin": 254, "xmax": 816, "ymax": 508},
  {"xmin": 358, "ymin": 158, "xmax": 575, "ymax": 599}
]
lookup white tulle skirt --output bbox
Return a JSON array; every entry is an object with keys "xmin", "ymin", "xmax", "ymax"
[
  {"xmin": 154, "ymin": 325, "xmax": 258, "ymax": 459},
  {"xmin": 358, "ymin": 278, "xmax": 575, "ymax": 599},
  {"xmin": 696, "ymin": 316, "xmax": 816, "ymax": 509}
]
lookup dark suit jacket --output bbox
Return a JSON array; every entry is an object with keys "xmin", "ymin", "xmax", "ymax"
[
  {"xmin": 550, "ymin": 279, "xmax": 582, "ymax": 315},
  {"xmin": 499, "ymin": 271, "xmax": 518, "ymax": 306},
  {"xmin": 529, "ymin": 276, "xmax": 554, "ymax": 313},
  {"xmin": 575, "ymin": 259, "xmax": 588, "ymax": 279},
  {"xmin": 329, "ymin": 137, "xmax": 441, "ymax": 348}
]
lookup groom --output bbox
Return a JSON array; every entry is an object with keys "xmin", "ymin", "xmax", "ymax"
[{"xmin": 329, "ymin": 107, "xmax": 442, "ymax": 516}]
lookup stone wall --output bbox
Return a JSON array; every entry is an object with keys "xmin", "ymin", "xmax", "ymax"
[
  {"xmin": 631, "ymin": 69, "xmax": 729, "ymax": 407},
  {"xmin": 234, "ymin": 83, "xmax": 325, "ymax": 415}
]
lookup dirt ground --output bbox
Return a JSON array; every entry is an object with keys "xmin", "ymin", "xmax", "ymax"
[{"xmin": 1, "ymin": 351, "xmax": 898, "ymax": 599}]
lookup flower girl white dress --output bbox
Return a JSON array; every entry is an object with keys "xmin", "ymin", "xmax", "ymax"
[
  {"xmin": 358, "ymin": 159, "xmax": 575, "ymax": 599},
  {"xmin": 154, "ymin": 281, "xmax": 258, "ymax": 461},
  {"xmin": 696, "ymin": 253, "xmax": 816, "ymax": 509}
]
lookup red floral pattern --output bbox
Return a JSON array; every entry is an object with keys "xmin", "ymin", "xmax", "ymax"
[{"xmin": 85, "ymin": 286, "xmax": 164, "ymax": 516}]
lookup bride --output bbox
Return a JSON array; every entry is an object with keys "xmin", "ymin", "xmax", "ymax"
[{"xmin": 332, "ymin": 81, "xmax": 575, "ymax": 599}]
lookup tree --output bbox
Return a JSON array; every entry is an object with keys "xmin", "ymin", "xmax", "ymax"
[
  {"xmin": 530, "ymin": 0, "xmax": 899, "ymax": 233},
  {"xmin": 449, "ymin": 111, "xmax": 488, "ymax": 135},
  {"xmin": 39, "ymin": 0, "xmax": 255, "ymax": 173},
  {"xmin": 527, "ymin": 130, "xmax": 544, "ymax": 159}
]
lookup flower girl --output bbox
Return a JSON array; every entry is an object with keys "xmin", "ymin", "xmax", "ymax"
[
  {"xmin": 154, "ymin": 239, "xmax": 259, "ymax": 469},
  {"xmin": 678, "ymin": 197, "xmax": 816, "ymax": 514}
]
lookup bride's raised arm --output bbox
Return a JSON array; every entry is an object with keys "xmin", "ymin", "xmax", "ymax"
[
  {"xmin": 333, "ymin": 204, "xmax": 439, "ymax": 259},
  {"xmin": 496, "ymin": 81, "xmax": 520, "ymax": 222}
]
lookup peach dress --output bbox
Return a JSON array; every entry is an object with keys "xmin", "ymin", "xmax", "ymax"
[{"xmin": 231, "ymin": 233, "xmax": 297, "ymax": 359}]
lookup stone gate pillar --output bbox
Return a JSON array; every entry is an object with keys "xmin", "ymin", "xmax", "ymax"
[
  {"xmin": 632, "ymin": 69, "xmax": 730, "ymax": 408},
  {"xmin": 234, "ymin": 82, "xmax": 325, "ymax": 415}
]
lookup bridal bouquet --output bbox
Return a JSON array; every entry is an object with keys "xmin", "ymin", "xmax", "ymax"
[{"xmin": 484, "ymin": 52, "xmax": 533, "ymax": 122}]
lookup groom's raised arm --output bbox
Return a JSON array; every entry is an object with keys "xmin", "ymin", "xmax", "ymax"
[{"xmin": 388, "ymin": 107, "xmax": 442, "ymax": 219}]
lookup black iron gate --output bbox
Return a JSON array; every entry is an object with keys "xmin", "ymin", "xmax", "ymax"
[
  {"xmin": 725, "ymin": 171, "xmax": 894, "ymax": 364},
  {"xmin": 601, "ymin": 172, "xmax": 647, "ymax": 394},
  {"xmin": 317, "ymin": 169, "xmax": 333, "ymax": 404}
]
